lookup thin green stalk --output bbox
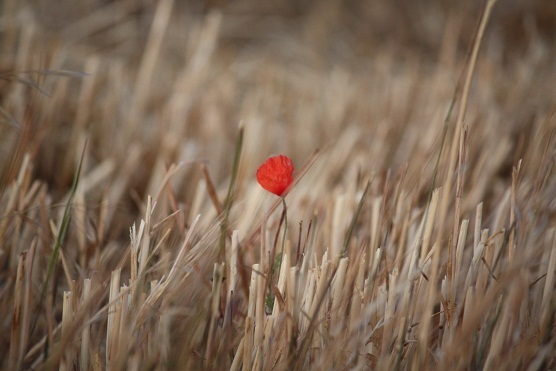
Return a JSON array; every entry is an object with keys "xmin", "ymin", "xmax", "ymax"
[
  {"xmin": 219, "ymin": 125, "xmax": 244, "ymax": 256},
  {"xmin": 276, "ymin": 197, "xmax": 288, "ymax": 281},
  {"xmin": 341, "ymin": 178, "xmax": 372, "ymax": 257},
  {"xmin": 29, "ymin": 139, "xmax": 87, "ymax": 345},
  {"xmin": 266, "ymin": 197, "xmax": 287, "ymax": 312}
]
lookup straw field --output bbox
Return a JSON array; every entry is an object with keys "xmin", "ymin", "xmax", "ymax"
[{"xmin": 1, "ymin": 0, "xmax": 555, "ymax": 369}]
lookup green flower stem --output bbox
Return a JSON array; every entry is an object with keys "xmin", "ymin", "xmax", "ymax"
[{"xmin": 278, "ymin": 196, "xmax": 287, "ymax": 275}]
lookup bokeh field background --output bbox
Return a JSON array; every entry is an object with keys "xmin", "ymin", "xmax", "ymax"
[{"xmin": 1, "ymin": 0, "xmax": 555, "ymax": 369}]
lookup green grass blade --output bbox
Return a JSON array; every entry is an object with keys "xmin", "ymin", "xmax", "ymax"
[
  {"xmin": 29, "ymin": 139, "xmax": 87, "ymax": 342},
  {"xmin": 219, "ymin": 125, "xmax": 244, "ymax": 255},
  {"xmin": 342, "ymin": 178, "xmax": 372, "ymax": 256}
]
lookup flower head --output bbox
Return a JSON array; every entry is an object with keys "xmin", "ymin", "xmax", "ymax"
[{"xmin": 256, "ymin": 155, "xmax": 294, "ymax": 196}]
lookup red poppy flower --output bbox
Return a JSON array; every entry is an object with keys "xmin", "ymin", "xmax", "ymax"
[{"xmin": 256, "ymin": 155, "xmax": 294, "ymax": 196}]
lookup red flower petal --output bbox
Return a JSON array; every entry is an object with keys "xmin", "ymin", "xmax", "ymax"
[{"xmin": 256, "ymin": 155, "xmax": 294, "ymax": 196}]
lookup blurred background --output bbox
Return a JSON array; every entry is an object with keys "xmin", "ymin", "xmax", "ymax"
[{"xmin": 1, "ymin": 0, "xmax": 555, "ymax": 241}]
